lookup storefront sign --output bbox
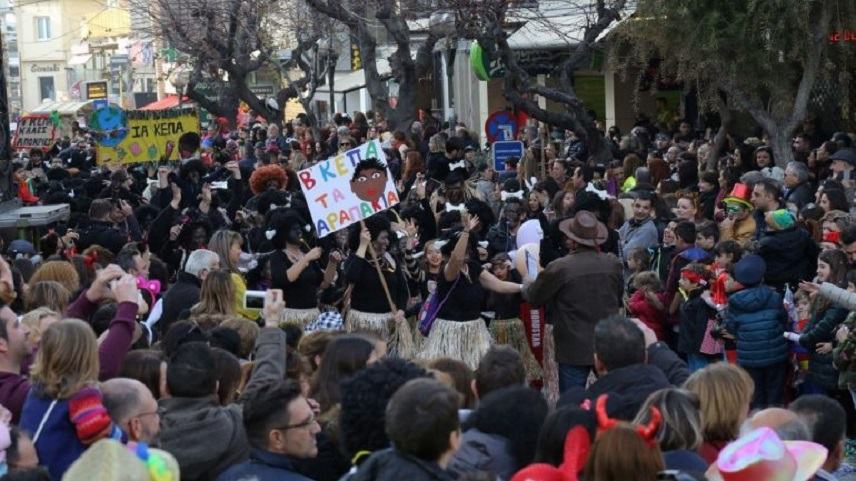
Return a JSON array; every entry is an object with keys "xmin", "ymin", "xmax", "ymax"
[
  {"xmin": 30, "ymin": 64, "xmax": 60, "ymax": 73},
  {"xmin": 85, "ymin": 81, "xmax": 109, "ymax": 100}
]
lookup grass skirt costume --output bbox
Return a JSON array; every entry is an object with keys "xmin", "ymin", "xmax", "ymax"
[
  {"xmin": 347, "ymin": 309, "xmax": 415, "ymax": 359},
  {"xmin": 417, "ymin": 318, "xmax": 492, "ymax": 371},
  {"xmin": 279, "ymin": 307, "xmax": 321, "ymax": 329},
  {"xmin": 542, "ymin": 323, "xmax": 560, "ymax": 407},
  {"xmin": 489, "ymin": 317, "xmax": 543, "ymax": 382}
]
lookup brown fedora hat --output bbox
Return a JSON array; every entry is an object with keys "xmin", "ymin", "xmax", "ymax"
[{"xmin": 558, "ymin": 210, "xmax": 608, "ymax": 247}]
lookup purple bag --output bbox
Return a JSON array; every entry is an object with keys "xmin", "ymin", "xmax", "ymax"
[{"xmin": 417, "ymin": 275, "xmax": 460, "ymax": 336}]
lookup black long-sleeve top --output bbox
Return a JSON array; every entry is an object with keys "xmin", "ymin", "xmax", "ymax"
[
  {"xmin": 344, "ymin": 254, "xmax": 408, "ymax": 314},
  {"xmin": 269, "ymin": 249, "xmax": 324, "ymax": 309}
]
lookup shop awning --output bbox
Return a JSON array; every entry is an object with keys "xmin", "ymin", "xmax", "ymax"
[
  {"xmin": 67, "ymin": 54, "xmax": 92, "ymax": 66},
  {"xmin": 139, "ymin": 95, "xmax": 191, "ymax": 110},
  {"xmin": 30, "ymin": 100, "xmax": 95, "ymax": 115}
]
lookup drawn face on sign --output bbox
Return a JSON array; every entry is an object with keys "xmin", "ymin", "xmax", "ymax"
[{"xmin": 350, "ymin": 159, "xmax": 388, "ymax": 202}]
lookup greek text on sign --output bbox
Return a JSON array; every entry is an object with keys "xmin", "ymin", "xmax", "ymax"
[
  {"xmin": 12, "ymin": 115, "xmax": 57, "ymax": 151},
  {"xmin": 298, "ymin": 139, "xmax": 399, "ymax": 237},
  {"xmin": 97, "ymin": 109, "xmax": 200, "ymax": 164}
]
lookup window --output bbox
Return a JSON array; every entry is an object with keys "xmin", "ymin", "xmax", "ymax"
[
  {"xmin": 38, "ymin": 76, "xmax": 54, "ymax": 101},
  {"xmin": 35, "ymin": 16, "xmax": 50, "ymax": 41},
  {"xmin": 9, "ymin": 66, "xmax": 18, "ymax": 77}
]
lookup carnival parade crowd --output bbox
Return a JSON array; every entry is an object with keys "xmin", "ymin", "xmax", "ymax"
[{"xmin": 0, "ymin": 109, "xmax": 855, "ymax": 481}]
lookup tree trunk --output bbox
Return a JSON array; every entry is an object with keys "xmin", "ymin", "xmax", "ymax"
[{"xmin": 769, "ymin": 128, "xmax": 795, "ymax": 168}]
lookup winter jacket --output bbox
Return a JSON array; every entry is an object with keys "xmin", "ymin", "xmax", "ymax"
[
  {"xmin": 783, "ymin": 182, "xmax": 814, "ymax": 210},
  {"xmin": 448, "ymin": 428, "xmax": 515, "ymax": 481},
  {"xmin": 618, "ymin": 218, "xmax": 659, "ymax": 261},
  {"xmin": 833, "ymin": 312, "xmax": 856, "ymax": 389},
  {"xmin": 678, "ymin": 289, "xmax": 714, "ymax": 356},
  {"xmin": 647, "ymin": 342, "xmax": 690, "ymax": 386},
  {"xmin": 798, "ymin": 305, "xmax": 848, "ymax": 391},
  {"xmin": 217, "ymin": 448, "xmax": 314, "ymax": 481},
  {"xmin": 758, "ymin": 227, "xmax": 818, "ymax": 291},
  {"xmin": 627, "ymin": 289, "xmax": 668, "ymax": 341},
  {"xmin": 725, "ymin": 285, "xmax": 789, "ymax": 368},
  {"xmin": 158, "ymin": 327, "xmax": 285, "ymax": 481},
  {"xmin": 159, "ymin": 271, "xmax": 201, "ymax": 334},
  {"xmin": 585, "ymin": 363, "xmax": 671, "ymax": 421},
  {"xmin": 819, "ymin": 282, "xmax": 856, "ymax": 311},
  {"xmin": 76, "ymin": 219, "xmax": 131, "ymax": 254},
  {"xmin": 351, "ymin": 448, "xmax": 454, "ymax": 481}
]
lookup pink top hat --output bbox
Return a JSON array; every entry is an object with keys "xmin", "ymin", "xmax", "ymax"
[{"xmin": 706, "ymin": 427, "xmax": 827, "ymax": 481}]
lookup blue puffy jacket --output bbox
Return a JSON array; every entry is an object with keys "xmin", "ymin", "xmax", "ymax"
[{"xmin": 725, "ymin": 285, "xmax": 788, "ymax": 368}]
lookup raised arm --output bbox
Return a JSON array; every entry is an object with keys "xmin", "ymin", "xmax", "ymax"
[
  {"xmin": 444, "ymin": 214, "xmax": 479, "ymax": 282},
  {"xmin": 479, "ymin": 269, "xmax": 523, "ymax": 294}
]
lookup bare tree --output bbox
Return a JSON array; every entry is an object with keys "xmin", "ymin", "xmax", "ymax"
[
  {"xmin": 453, "ymin": 0, "xmax": 629, "ymax": 163},
  {"xmin": 303, "ymin": 0, "xmax": 443, "ymax": 133},
  {"xmin": 132, "ymin": 0, "xmax": 329, "ymax": 127}
]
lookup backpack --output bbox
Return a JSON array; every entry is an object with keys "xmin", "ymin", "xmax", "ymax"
[{"xmin": 417, "ymin": 275, "xmax": 460, "ymax": 336}]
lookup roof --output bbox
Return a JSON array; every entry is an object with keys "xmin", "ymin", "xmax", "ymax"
[
  {"xmin": 30, "ymin": 100, "xmax": 97, "ymax": 115},
  {"xmin": 506, "ymin": 0, "xmax": 633, "ymax": 50}
]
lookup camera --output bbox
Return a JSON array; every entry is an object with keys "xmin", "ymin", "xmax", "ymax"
[{"xmin": 243, "ymin": 290, "xmax": 266, "ymax": 310}]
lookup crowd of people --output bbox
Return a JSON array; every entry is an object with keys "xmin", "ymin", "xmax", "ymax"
[{"xmin": 0, "ymin": 108, "xmax": 855, "ymax": 481}]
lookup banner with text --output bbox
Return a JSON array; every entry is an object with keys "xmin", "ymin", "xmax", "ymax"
[
  {"xmin": 297, "ymin": 139, "xmax": 399, "ymax": 236},
  {"xmin": 96, "ymin": 109, "xmax": 200, "ymax": 164},
  {"xmin": 12, "ymin": 115, "xmax": 57, "ymax": 152}
]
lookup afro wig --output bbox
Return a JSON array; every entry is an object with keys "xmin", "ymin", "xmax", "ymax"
[
  {"xmin": 339, "ymin": 358, "xmax": 429, "ymax": 459},
  {"xmin": 249, "ymin": 164, "xmax": 288, "ymax": 195}
]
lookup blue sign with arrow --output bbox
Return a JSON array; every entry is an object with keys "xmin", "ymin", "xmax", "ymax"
[{"xmin": 492, "ymin": 141, "xmax": 525, "ymax": 172}]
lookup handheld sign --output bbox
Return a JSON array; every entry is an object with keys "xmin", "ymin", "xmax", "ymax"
[
  {"xmin": 297, "ymin": 139, "xmax": 399, "ymax": 237},
  {"xmin": 492, "ymin": 140, "xmax": 525, "ymax": 172},
  {"xmin": 96, "ymin": 108, "xmax": 200, "ymax": 164},
  {"xmin": 12, "ymin": 114, "xmax": 57, "ymax": 152}
]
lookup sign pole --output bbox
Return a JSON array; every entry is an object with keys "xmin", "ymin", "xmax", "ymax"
[{"xmin": 360, "ymin": 219, "xmax": 398, "ymax": 314}]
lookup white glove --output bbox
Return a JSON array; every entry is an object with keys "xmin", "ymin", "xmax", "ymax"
[{"xmin": 783, "ymin": 332, "xmax": 801, "ymax": 342}]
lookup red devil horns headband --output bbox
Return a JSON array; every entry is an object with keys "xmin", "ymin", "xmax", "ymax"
[{"xmin": 595, "ymin": 395, "xmax": 661, "ymax": 446}]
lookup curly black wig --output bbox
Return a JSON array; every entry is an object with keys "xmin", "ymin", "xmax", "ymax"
[{"xmin": 338, "ymin": 358, "xmax": 429, "ymax": 459}]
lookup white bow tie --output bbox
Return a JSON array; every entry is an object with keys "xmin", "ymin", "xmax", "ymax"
[
  {"xmin": 449, "ymin": 160, "xmax": 466, "ymax": 171},
  {"xmin": 445, "ymin": 203, "xmax": 465, "ymax": 213},
  {"xmin": 501, "ymin": 190, "xmax": 524, "ymax": 201}
]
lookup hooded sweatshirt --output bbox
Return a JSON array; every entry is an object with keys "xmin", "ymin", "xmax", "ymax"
[{"xmin": 158, "ymin": 327, "xmax": 285, "ymax": 481}]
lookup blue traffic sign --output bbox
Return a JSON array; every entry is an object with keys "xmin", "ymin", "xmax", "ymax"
[
  {"xmin": 492, "ymin": 140, "xmax": 525, "ymax": 172},
  {"xmin": 484, "ymin": 110, "xmax": 518, "ymax": 143}
]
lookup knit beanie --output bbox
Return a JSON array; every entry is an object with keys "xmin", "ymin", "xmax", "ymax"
[
  {"xmin": 733, "ymin": 254, "xmax": 766, "ymax": 287},
  {"xmin": 765, "ymin": 209, "xmax": 796, "ymax": 231}
]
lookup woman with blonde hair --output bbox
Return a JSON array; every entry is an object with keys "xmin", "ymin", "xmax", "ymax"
[
  {"xmin": 209, "ymin": 229, "xmax": 258, "ymax": 320},
  {"xmin": 187, "ymin": 270, "xmax": 240, "ymax": 328},
  {"xmin": 683, "ymin": 362, "xmax": 754, "ymax": 464},
  {"xmin": 28, "ymin": 260, "xmax": 80, "ymax": 296},
  {"xmin": 633, "ymin": 388, "xmax": 707, "ymax": 474},
  {"xmin": 25, "ymin": 281, "xmax": 70, "ymax": 313},
  {"xmin": 20, "ymin": 319, "xmax": 124, "ymax": 479},
  {"xmin": 19, "ymin": 307, "xmax": 60, "ymax": 350}
]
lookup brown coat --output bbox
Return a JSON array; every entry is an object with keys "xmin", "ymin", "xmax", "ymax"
[{"xmin": 523, "ymin": 249, "xmax": 623, "ymax": 365}]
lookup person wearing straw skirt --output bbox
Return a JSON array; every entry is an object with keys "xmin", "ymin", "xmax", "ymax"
[
  {"xmin": 418, "ymin": 214, "xmax": 525, "ymax": 370},
  {"xmin": 344, "ymin": 216, "xmax": 415, "ymax": 358},
  {"xmin": 268, "ymin": 209, "xmax": 340, "ymax": 328},
  {"xmin": 486, "ymin": 253, "xmax": 543, "ymax": 382}
]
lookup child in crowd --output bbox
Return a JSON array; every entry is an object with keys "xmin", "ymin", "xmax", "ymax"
[
  {"xmin": 707, "ymin": 240, "xmax": 744, "ymax": 363},
  {"xmin": 791, "ymin": 289, "xmax": 812, "ymax": 390},
  {"xmin": 695, "ymin": 220, "xmax": 719, "ymax": 256},
  {"xmin": 627, "ymin": 271, "xmax": 668, "ymax": 341},
  {"xmin": 677, "ymin": 263, "xmax": 716, "ymax": 372},
  {"xmin": 625, "ymin": 247, "xmax": 651, "ymax": 295}
]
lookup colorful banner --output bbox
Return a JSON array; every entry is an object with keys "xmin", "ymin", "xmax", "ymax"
[
  {"xmin": 12, "ymin": 114, "xmax": 57, "ymax": 151},
  {"xmin": 297, "ymin": 139, "xmax": 399, "ymax": 237},
  {"xmin": 96, "ymin": 108, "xmax": 200, "ymax": 164}
]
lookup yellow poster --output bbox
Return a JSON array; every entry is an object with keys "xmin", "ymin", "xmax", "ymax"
[{"xmin": 96, "ymin": 109, "xmax": 200, "ymax": 164}]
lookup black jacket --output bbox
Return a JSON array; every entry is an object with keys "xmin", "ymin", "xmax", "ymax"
[
  {"xmin": 77, "ymin": 219, "xmax": 129, "ymax": 254},
  {"xmin": 586, "ymin": 363, "xmax": 671, "ymax": 420},
  {"xmin": 758, "ymin": 227, "xmax": 818, "ymax": 291},
  {"xmin": 160, "ymin": 272, "xmax": 201, "ymax": 334},
  {"xmin": 783, "ymin": 182, "xmax": 814, "ymax": 210},
  {"xmin": 678, "ymin": 290, "xmax": 714, "ymax": 355},
  {"xmin": 351, "ymin": 449, "xmax": 454, "ymax": 481}
]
